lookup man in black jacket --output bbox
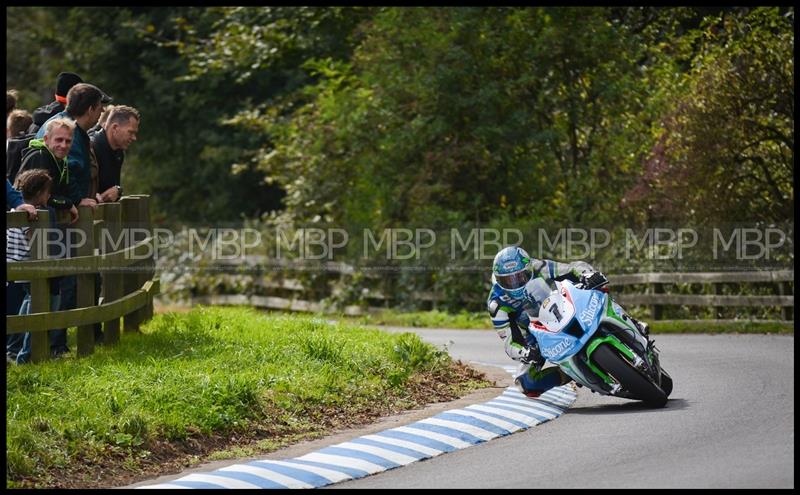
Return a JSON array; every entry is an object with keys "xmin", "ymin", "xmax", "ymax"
[
  {"xmin": 91, "ymin": 105, "xmax": 140, "ymax": 203},
  {"xmin": 27, "ymin": 72, "xmax": 83, "ymax": 135},
  {"xmin": 17, "ymin": 118, "xmax": 79, "ymax": 224}
]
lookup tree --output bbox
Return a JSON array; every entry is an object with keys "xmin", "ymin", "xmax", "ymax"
[
  {"xmin": 625, "ymin": 7, "xmax": 794, "ymax": 224},
  {"xmin": 6, "ymin": 6, "xmax": 285, "ymax": 224},
  {"xmin": 256, "ymin": 7, "xmax": 656, "ymax": 230}
]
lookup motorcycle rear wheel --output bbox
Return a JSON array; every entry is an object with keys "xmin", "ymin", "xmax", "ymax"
[{"xmin": 593, "ymin": 344, "xmax": 668, "ymax": 408}]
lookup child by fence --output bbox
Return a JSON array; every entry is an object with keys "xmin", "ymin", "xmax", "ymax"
[{"xmin": 6, "ymin": 170, "xmax": 60, "ymax": 364}]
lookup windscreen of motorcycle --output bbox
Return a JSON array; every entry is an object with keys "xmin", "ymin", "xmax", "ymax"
[{"xmin": 535, "ymin": 282, "xmax": 576, "ymax": 332}]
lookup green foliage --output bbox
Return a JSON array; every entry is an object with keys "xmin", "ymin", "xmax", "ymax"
[
  {"xmin": 255, "ymin": 7, "xmax": 657, "ymax": 228},
  {"xmin": 625, "ymin": 7, "xmax": 794, "ymax": 223},
  {"xmin": 391, "ymin": 332, "xmax": 448, "ymax": 369},
  {"xmin": 386, "ymin": 332, "xmax": 450, "ymax": 386},
  {"xmin": 7, "ymin": 7, "xmax": 793, "ymax": 311},
  {"xmin": 356, "ymin": 309, "xmax": 489, "ymax": 329},
  {"xmin": 8, "ymin": 6, "xmax": 790, "ymax": 228}
]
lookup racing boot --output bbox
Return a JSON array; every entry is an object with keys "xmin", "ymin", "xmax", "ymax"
[{"xmin": 514, "ymin": 364, "xmax": 572, "ymax": 398}]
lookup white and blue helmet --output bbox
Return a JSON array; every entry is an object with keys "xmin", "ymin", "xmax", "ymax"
[{"xmin": 492, "ymin": 246, "xmax": 533, "ymax": 299}]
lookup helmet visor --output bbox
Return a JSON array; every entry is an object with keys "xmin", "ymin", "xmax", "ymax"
[{"xmin": 496, "ymin": 269, "xmax": 532, "ymax": 291}]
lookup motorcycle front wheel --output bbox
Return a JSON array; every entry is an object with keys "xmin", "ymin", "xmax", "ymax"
[{"xmin": 593, "ymin": 344, "xmax": 668, "ymax": 408}]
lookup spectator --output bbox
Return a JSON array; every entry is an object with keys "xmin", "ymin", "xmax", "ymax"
[
  {"xmin": 7, "ymin": 109, "xmax": 33, "ymax": 140},
  {"xmin": 6, "ymin": 129, "xmax": 34, "ymax": 184},
  {"xmin": 6, "ymin": 109, "xmax": 32, "ymax": 182},
  {"xmin": 7, "ymin": 89, "xmax": 19, "ymax": 116},
  {"xmin": 36, "ymin": 84, "xmax": 110, "ymax": 357},
  {"xmin": 27, "ymin": 72, "xmax": 83, "ymax": 135},
  {"xmin": 6, "ymin": 177, "xmax": 38, "ymax": 359},
  {"xmin": 36, "ymin": 82, "xmax": 112, "ymax": 210},
  {"xmin": 16, "ymin": 118, "xmax": 82, "ymax": 356},
  {"xmin": 18, "ymin": 118, "xmax": 80, "ymax": 224},
  {"xmin": 6, "ymin": 179, "xmax": 37, "ymax": 220},
  {"xmin": 86, "ymin": 105, "xmax": 140, "ymax": 346},
  {"xmin": 7, "ymin": 110, "xmax": 34, "ymax": 183},
  {"xmin": 92, "ymin": 105, "xmax": 139, "ymax": 203},
  {"xmin": 7, "ymin": 107, "xmax": 36, "ymax": 183},
  {"xmin": 6, "ymin": 169, "xmax": 58, "ymax": 364},
  {"xmin": 89, "ymin": 104, "xmax": 114, "ymax": 136}
]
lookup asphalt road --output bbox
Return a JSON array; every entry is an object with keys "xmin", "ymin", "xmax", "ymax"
[{"xmin": 331, "ymin": 328, "xmax": 794, "ymax": 489}]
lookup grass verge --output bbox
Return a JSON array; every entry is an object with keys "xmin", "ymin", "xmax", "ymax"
[
  {"xmin": 351, "ymin": 309, "xmax": 488, "ymax": 329},
  {"xmin": 6, "ymin": 306, "xmax": 490, "ymax": 489}
]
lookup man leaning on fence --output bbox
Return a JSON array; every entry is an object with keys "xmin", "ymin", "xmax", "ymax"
[
  {"xmin": 90, "ymin": 105, "xmax": 139, "ymax": 204},
  {"xmin": 34, "ymin": 83, "xmax": 111, "ymax": 357},
  {"xmin": 17, "ymin": 118, "xmax": 80, "ymax": 224}
]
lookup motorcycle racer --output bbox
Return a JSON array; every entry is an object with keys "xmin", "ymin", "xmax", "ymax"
[{"xmin": 488, "ymin": 245, "xmax": 650, "ymax": 397}]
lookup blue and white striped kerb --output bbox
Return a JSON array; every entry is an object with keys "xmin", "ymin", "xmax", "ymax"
[{"xmin": 137, "ymin": 365, "xmax": 577, "ymax": 489}]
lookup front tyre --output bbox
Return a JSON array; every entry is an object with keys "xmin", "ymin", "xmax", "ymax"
[
  {"xmin": 659, "ymin": 369, "xmax": 673, "ymax": 398},
  {"xmin": 593, "ymin": 344, "xmax": 668, "ymax": 408}
]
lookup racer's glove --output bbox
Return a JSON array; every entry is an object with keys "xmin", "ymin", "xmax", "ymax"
[
  {"xmin": 520, "ymin": 344, "xmax": 544, "ymax": 369},
  {"xmin": 580, "ymin": 271, "xmax": 609, "ymax": 290}
]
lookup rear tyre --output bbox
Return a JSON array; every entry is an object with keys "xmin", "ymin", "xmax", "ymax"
[{"xmin": 593, "ymin": 344, "xmax": 668, "ymax": 408}]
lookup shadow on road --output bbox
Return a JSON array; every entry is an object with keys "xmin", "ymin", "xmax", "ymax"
[{"xmin": 566, "ymin": 397, "xmax": 689, "ymax": 415}]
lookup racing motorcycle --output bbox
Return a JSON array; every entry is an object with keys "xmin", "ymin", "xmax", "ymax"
[{"xmin": 523, "ymin": 276, "xmax": 673, "ymax": 408}]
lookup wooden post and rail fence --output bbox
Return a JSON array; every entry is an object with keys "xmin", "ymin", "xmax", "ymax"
[
  {"xmin": 9, "ymin": 196, "xmax": 790, "ymax": 364},
  {"xmin": 6, "ymin": 195, "xmax": 159, "ymax": 363},
  {"xmin": 610, "ymin": 271, "xmax": 794, "ymax": 321},
  {"xmin": 190, "ymin": 257, "xmax": 794, "ymax": 321}
]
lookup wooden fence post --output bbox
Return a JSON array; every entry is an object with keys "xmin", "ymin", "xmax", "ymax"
[
  {"xmin": 28, "ymin": 209, "xmax": 51, "ymax": 363},
  {"xmin": 136, "ymin": 195, "xmax": 155, "ymax": 322},
  {"xmin": 98, "ymin": 202, "xmax": 122, "ymax": 345},
  {"xmin": 713, "ymin": 282, "xmax": 724, "ymax": 319},
  {"xmin": 651, "ymin": 282, "xmax": 663, "ymax": 321},
  {"xmin": 121, "ymin": 195, "xmax": 155, "ymax": 330},
  {"xmin": 778, "ymin": 281, "xmax": 793, "ymax": 321},
  {"xmin": 120, "ymin": 196, "xmax": 143, "ymax": 332},
  {"xmin": 75, "ymin": 205, "xmax": 96, "ymax": 357}
]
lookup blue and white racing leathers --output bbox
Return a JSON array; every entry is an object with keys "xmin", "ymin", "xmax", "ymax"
[{"xmin": 486, "ymin": 258, "xmax": 594, "ymax": 397}]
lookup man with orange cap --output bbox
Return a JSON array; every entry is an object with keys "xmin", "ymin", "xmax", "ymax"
[{"xmin": 27, "ymin": 72, "xmax": 84, "ymax": 134}]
